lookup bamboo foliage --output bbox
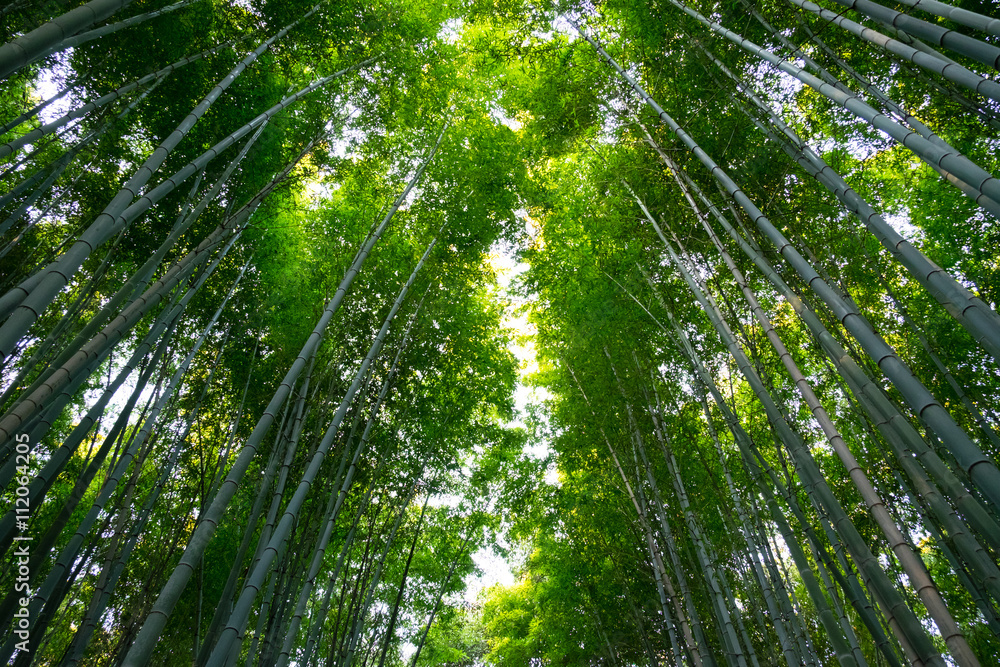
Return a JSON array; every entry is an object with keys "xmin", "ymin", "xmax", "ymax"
[{"xmin": 2, "ymin": 0, "xmax": 1000, "ymax": 664}]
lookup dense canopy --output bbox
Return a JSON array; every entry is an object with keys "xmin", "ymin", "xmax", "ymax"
[{"xmin": 1, "ymin": 0, "xmax": 999, "ymax": 665}]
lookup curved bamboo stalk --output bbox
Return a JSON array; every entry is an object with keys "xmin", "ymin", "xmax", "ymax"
[
  {"xmin": 574, "ymin": 18, "xmax": 1000, "ymax": 514},
  {"xmin": 652, "ymin": 3, "xmax": 1000, "ymax": 221},
  {"xmin": 788, "ymin": 0, "xmax": 1000, "ymax": 103},
  {"xmin": 33, "ymin": 0, "xmax": 210, "ymax": 64},
  {"xmin": 207, "ymin": 231, "xmax": 439, "ymax": 665},
  {"xmin": 120, "ymin": 125, "xmax": 445, "ymax": 666},
  {"xmin": 0, "ymin": 232, "xmax": 238, "ymax": 661},
  {"xmin": 273, "ymin": 295, "xmax": 428, "ymax": 667},
  {"xmin": 676, "ymin": 168, "xmax": 978, "ymax": 665},
  {"xmin": 0, "ymin": 8, "xmax": 346, "ymax": 359},
  {"xmin": 824, "ymin": 0, "xmax": 1000, "ymax": 69},
  {"xmin": 0, "ymin": 138, "xmax": 300, "ymax": 449},
  {"xmin": 0, "ymin": 0, "xmax": 134, "ymax": 80}
]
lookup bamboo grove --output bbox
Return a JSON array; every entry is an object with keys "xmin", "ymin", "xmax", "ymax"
[{"xmin": 0, "ymin": 0, "xmax": 999, "ymax": 665}]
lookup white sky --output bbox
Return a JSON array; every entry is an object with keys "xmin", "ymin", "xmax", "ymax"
[{"xmin": 461, "ymin": 234, "xmax": 554, "ymax": 602}]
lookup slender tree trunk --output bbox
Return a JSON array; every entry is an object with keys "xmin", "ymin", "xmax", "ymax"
[
  {"xmin": 578, "ymin": 21, "xmax": 1000, "ymax": 512},
  {"xmin": 0, "ymin": 135, "xmax": 297, "ymax": 451},
  {"xmin": 789, "ymin": 0, "xmax": 1000, "ymax": 103},
  {"xmin": 656, "ymin": 222, "xmax": 951, "ymax": 666},
  {"xmin": 822, "ymin": 0, "xmax": 1000, "ymax": 69},
  {"xmin": 665, "ymin": 154, "xmax": 978, "ymax": 665},
  {"xmin": 204, "ymin": 225, "xmax": 442, "ymax": 665},
  {"xmin": 34, "ymin": 0, "xmax": 209, "ymax": 64},
  {"xmin": 272, "ymin": 292, "xmax": 429, "ymax": 667},
  {"xmin": 0, "ymin": 0, "xmax": 135, "ymax": 79},
  {"xmin": 567, "ymin": 362, "xmax": 712, "ymax": 667},
  {"xmin": 407, "ymin": 532, "xmax": 472, "ymax": 667},
  {"xmin": 0, "ymin": 50, "xmax": 370, "ymax": 358}
]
